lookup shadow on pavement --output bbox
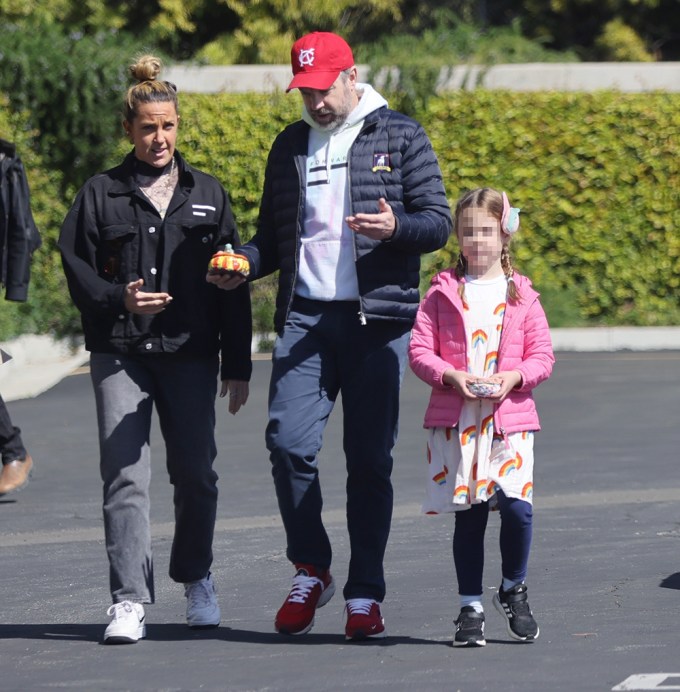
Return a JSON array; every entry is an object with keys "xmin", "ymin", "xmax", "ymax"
[
  {"xmin": 0, "ymin": 623, "xmax": 449, "ymax": 647},
  {"xmin": 659, "ymin": 572, "xmax": 680, "ymax": 590}
]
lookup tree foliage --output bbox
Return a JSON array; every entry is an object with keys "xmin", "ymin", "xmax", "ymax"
[
  {"xmin": 0, "ymin": 23, "xmax": 145, "ymax": 189},
  {"xmin": 0, "ymin": 0, "xmax": 677, "ymax": 62}
]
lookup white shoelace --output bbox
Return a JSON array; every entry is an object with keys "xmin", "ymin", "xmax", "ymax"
[
  {"xmin": 107, "ymin": 601, "xmax": 139, "ymax": 621},
  {"xmin": 345, "ymin": 598, "xmax": 375, "ymax": 615},
  {"xmin": 286, "ymin": 574, "xmax": 323, "ymax": 604}
]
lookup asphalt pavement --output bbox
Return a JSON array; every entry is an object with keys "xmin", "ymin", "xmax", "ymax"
[{"xmin": 1, "ymin": 349, "xmax": 680, "ymax": 692}]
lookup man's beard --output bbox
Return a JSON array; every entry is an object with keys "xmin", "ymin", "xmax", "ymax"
[
  {"xmin": 309, "ymin": 89, "xmax": 355, "ymax": 131},
  {"xmin": 310, "ymin": 108, "xmax": 351, "ymax": 131}
]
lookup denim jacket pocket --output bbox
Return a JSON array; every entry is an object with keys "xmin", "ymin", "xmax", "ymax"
[{"xmin": 99, "ymin": 223, "xmax": 138, "ymax": 282}]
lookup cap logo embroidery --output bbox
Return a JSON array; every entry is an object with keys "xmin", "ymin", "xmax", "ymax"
[
  {"xmin": 372, "ymin": 153, "xmax": 391, "ymax": 172},
  {"xmin": 298, "ymin": 48, "xmax": 315, "ymax": 67}
]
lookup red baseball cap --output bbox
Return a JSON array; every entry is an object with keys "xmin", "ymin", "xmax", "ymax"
[{"xmin": 287, "ymin": 32, "xmax": 354, "ymax": 92}]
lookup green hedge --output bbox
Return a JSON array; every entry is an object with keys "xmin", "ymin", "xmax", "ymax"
[
  {"xmin": 421, "ymin": 91, "xmax": 680, "ymax": 326},
  {"xmin": 2, "ymin": 89, "xmax": 678, "ymax": 340}
]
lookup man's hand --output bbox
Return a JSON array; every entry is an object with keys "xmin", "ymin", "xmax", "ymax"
[
  {"xmin": 220, "ymin": 379, "xmax": 249, "ymax": 414},
  {"xmin": 124, "ymin": 279, "xmax": 172, "ymax": 314},
  {"xmin": 346, "ymin": 197, "xmax": 396, "ymax": 241},
  {"xmin": 206, "ymin": 273, "xmax": 247, "ymax": 290}
]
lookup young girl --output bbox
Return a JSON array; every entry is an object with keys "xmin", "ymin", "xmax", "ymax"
[{"xmin": 408, "ymin": 187, "xmax": 554, "ymax": 647}]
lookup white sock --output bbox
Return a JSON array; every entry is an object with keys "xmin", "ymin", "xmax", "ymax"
[{"xmin": 460, "ymin": 595, "xmax": 483, "ymax": 613}]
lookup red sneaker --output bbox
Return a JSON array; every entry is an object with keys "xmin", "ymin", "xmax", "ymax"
[
  {"xmin": 345, "ymin": 599, "xmax": 386, "ymax": 641},
  {"xmin": 274, "ymin": 564, "xmax": 335, "ymax": 635}
]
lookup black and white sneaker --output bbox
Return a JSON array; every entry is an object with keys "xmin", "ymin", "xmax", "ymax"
[
  {"xmin": 492, "ymin": 583, "xmax": 539, "ymax": 641},
  {"xmin": 453, "ymin": 606, "xmax": 486, "ymax": 647}
]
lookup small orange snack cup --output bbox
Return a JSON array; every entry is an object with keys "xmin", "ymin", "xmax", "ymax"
[{"xmin": 208, "ymin": 244, "xmax": 250, "ymax": 277}]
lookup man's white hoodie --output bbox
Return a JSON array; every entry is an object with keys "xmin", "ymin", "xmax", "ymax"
[{"xmin": 296, "ymin": 84, "xmax": 388, "ymax": 301}]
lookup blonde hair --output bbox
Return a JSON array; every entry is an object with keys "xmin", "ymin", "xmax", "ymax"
[
  {"xmin": 453, "ymin": 187, "xmax": 520, "ymax": 303},
  {"xmin": 123, "ymin": 55, "xmax": 178, "ymax": 123}
]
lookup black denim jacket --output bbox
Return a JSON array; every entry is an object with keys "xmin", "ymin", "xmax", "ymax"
[
  {"xmin": 59, "ymin": 151, "xmax": 252, "ymax": 382},
  {"xmin": 0, "ymin": 139, "xmax": 42, "ymax": 302}
]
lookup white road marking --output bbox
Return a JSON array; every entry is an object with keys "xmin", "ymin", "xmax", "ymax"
[
  {"xmin": 613, "ymin": 674, "xmax": 680, "ymax": 690},
  {"xmin": 3, "ymin": 487, "xmax": 680, "ymax": 548}
]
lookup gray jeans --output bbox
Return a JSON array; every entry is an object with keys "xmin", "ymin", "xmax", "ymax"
[{"xmin": 90, "ymin": 352, "xmax": 219, "ymax": 604}]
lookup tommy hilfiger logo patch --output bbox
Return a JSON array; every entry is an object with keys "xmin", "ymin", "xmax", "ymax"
[{"xmin": 372, "ymin": 153, "xmax": 391, "ymax": 172}]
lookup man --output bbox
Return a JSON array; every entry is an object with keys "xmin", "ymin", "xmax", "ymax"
[
  {"xmin": 0, "ymin": 138, "xmax": 41, "ymax": 497},
  {"xmin": 209, "ymin": 31, "xmax": 451, "ymax": 640}
]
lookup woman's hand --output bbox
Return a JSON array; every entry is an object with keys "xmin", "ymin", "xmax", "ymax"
[{"xmin": 124, "ymin": 279, "xmax": 172, "ymax": 314}]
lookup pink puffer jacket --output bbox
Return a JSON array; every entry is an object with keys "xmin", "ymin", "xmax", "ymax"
[{"xmin": 408, "ymin": 269, "xmax": 554, "ymax": 434}]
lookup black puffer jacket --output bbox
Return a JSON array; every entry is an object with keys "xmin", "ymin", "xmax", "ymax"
[
  {"xmin": 239, "ymin": 106, "xmax": 452, "ymax": 333},
  {"xmin": 59, "ymin": 151, "xmax": 252, "ymax": 382},
  {"xmin": 0, "ymin": 139, "xmax": 41, "ymax": 302}
]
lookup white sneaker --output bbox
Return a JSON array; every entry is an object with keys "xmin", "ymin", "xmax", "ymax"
[
  {"xmin": 185, "ymin": 572, "xmax": 220, "ymax": 628},
  {"xmin": 103, "ymin": 601, "xmax": 146, "ymax": 644}
]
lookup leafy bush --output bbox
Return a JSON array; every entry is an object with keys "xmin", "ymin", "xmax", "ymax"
[
  {"xmin": 0, "ymin": 23, "xmax": 149, "ymax": 190},
  {"xmin": 595, "ymin": 19, "xmax": 654, "ymax": 62},
  {"xmin": 421, "ymin": 90, "xmax": 680, "ymax": 326},
  {"xmin": 360, "ymin": 17, "xmax": 578, "ymax": 116}
]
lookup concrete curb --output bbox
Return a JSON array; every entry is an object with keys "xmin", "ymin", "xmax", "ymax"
[
  {"xmin": 550, "ymin": 326, "xmax": 680, "ymax": 352},
  {"xmin": 0, "ymin": 335, "xmax": 89, "ymax": 402},
  {"xmin": 0, "ymin": 327, "xmax": 678, "ymax": 402}
]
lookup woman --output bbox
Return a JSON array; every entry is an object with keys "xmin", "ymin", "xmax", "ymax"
[{"xmin": 59, "ymin": 55, "xmax": 252, "ymax": 644}]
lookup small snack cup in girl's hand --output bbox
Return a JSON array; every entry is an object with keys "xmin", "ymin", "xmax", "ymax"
[
  {"xmin": 467, "ymin": 380, "xmax": 501, "ymax": 397},
  {"xmin": 208, "ymin": 244, "xmax": 250, "ymax": 277}
]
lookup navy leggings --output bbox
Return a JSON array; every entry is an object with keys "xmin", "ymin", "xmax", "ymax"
[{"xmin": 453, "ymin": 490, "xmax": 533, "ymax": 595}]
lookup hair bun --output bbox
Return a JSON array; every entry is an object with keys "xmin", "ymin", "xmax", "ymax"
[{"xmin": 129, "ymin": 55, "xmax": 162, "ymax": 83}]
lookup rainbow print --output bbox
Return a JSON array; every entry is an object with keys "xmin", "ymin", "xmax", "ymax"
[
  {"xmin": 445, "ymin": 427, "xmax": 453, "ymax": 441},
  {"xmin": 432, "ymin": 470, "xmax": 448, "ymax": 486},
  {"xmin": 484, "ymin": 351, "xmax": 498, "ymax": 373},
  {"xmin": 460, "ymin": 425, "xmax": 477, "ymax": 445},
  {"xmin": 454, "ymin": 485, "xmax": 470, "ymax": 502},
  {"xmin": 471, "ymin": 329, "xmax": 487, "ymax": 348},
  {"xmin": 520, "ymin": 431, "xmax": 533, "ymax": 440},
  {"xmin": 475, "ymin": 480, "xmax": 488, "ymax": 499},
  {"xmin": 493, "ymin": 303, "xmax": 506, "ymax": 317},
  {"xmin": 499, "ymin": 452, "xmax": 523, "ymax": 477},
  {"xmin": 426, "ymin": 444, "xmax": 431, "ymax": 464},
  {"xmin": 482, "ymin": 414, "xmax": 494, "ymax": 436},
  {"xmin": 522, "ymin": 482, "xmax": 533, "ymax": 499},
  {"xmin": 487, "ymin": 480, "xmax": 497, "ymax": 495}
]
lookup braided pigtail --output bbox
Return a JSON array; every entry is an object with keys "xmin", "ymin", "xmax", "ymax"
[
  {"xmin": 455, "ymin": 252, "xmax": 468, "ymax": 305},
  {"xmin": 501, "ymin": 245, "xmax": 521, "ymax": 302}
]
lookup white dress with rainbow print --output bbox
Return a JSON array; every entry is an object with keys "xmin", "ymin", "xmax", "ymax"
[{"xmin": 422, "ymin": 275, "xmax": 535, "ymax": 514}]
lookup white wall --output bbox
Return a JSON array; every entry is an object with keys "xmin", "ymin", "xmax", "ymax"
[{"xmin": 164, "ymin": 62, "xmax": 680, "ymax": 93}]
